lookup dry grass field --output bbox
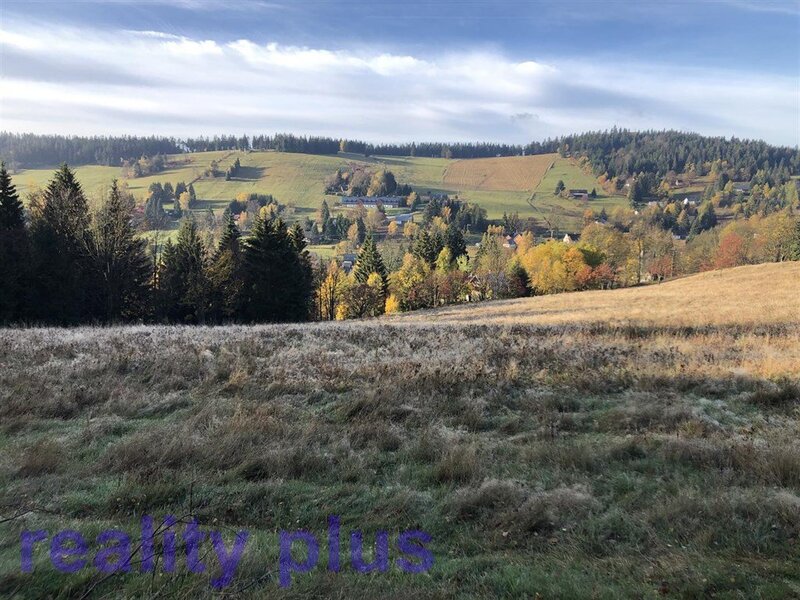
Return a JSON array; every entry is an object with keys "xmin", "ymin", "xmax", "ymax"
[
  {"xmin": 1, "ymin": 263, "xmax": 798, "ymax": 598},
  {"xmin": 442, "ymin": 154, "xmax": 556, "ymax": 192},
  {"xmin": 395, "ymin": 262, "xmax": 800, "ymax": 329}
]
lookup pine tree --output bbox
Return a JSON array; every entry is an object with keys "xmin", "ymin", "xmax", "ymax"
[
  {"xmin": 89, "ymin": 180, "xmax": 151, "ymax": 322},
  {"xmin": 353, "ymin": 235, "xmax": 388, "ymax": 293},
  {"xmin": 0, "ymin": 162, "xmax": 28, "ymax": 322}
]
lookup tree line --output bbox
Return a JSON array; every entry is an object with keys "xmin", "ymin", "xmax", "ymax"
[
  {"xmin": 0, "ymin": 163, "xmax": 312, "ymax": 325},
  {"xmin": 0, "ymin": 133, "xmax": 183, "ymax": 169},
  {"xmin": 3, "ymin": 131, "xmax": 797, "ymax": 187}
]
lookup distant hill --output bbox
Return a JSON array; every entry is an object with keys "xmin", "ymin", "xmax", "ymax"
[{"xmin": 10, "ymin": 150, "xmax": 626, "ymax": 226}]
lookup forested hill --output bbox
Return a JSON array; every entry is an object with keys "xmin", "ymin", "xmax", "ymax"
[
  {"xmin": 2, "ymin": 130, "xmax": 798, "ymax": 183},
  {"xmin": 558, "ymin": 130, "xmax": 800, "ymax": 183}
]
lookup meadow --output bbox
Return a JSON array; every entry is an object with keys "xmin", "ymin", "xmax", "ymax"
[
  {"xmin": 1, "ymin": 262, "xmax": 798, "ymax": 598},
  {"xmin": 10, "ymin": 151, "xmax": 626, "ymax": 227}
]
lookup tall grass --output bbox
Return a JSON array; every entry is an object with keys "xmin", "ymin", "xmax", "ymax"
[{"xmin": 0, "ymin": 264, "xmax": 798, "ymax": 597}]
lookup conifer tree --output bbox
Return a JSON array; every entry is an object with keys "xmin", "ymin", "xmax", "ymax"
[
  {"xmin": 445, "ymin": 224, "xmax": 467, "ymax": 262},
  {"xmin": 242, "ymin": 217, "xmax": 312, "ymax": 322},
  {"xmin": 89, "ymin": 180, "xmax": 151, "ymax": 322},
  {"xmin": 29, "ymin": 164, "xmax": 93, "ymax": 323},
  {"xmin": 412, "ymin": 228, "xmax": 439, "ymax": 266},
  {"xmin": 0, "ymin": 162, "xmax": 28, "ymax": 322},
  {"xmin": 0, "ymin": 161, "xmax": 24, "ymax": 230},
  {"xmin": 208, "ymin": 212, "xmax": 243, "ymax": 321},
  {"xmin": 353, "ymin": 235, "xmax": 388, "ymax": 293},
  {"xmin": 159, "ymin": 220, "xmax": 208, "ymax": 323}
]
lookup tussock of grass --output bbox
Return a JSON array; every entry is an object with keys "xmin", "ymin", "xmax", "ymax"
[{"xmin": 1, "ymin": 264, "xmax": 799, "ymax": 597}]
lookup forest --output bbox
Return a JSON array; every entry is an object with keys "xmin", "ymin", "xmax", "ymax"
[
  {"xmin": 1, "ymin": 159, "xmax": 799, "ymax": 327},
  {"xmin": 3, "ymin": 130, "xmax": 797, "ymax": 187}
]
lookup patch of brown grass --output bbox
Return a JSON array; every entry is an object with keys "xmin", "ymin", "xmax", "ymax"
[{"xmin": 442, "ymin": 153, "xmax": 556, "ymax": 192}]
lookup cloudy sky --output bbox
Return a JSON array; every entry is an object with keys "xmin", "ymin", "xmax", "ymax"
[{"xmin": 1, "ymin": 0, "xmax": 798, "ymax": 145}]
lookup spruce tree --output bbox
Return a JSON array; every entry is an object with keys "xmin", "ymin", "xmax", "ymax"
[
  {"xmin": 89, "ymin": 180, "xmax": 151, "ymax": 322},
  {"xmin": 412, "ymin": 229, "xmax": 438, "ymax": 266},
  {"xmin": 29, "ymin": 164, "xmax": 93, "ymax": 323},
  {"xmin": 353, "ymin": 235, "xmax": 388, "ymax": 293},
  {"xmin": 208, "ymin": 212, "xmax": 243, "ymax": 321},
  {"xmin": 159, "ymin": 220, "xmax": 208, "ymax": 323},
  {"xmin": 445, "ymin": 224, "xmax": 467, "ymax": 261},
  {"xmin": 0, "ymin": 162, "xmax": 28, "ymax": 322},
  {"xmin": 242, "ymin": 217, "xmax": 311, "ymax": 322},
  {"xmin": 0, "ymin": 162, "xmax": 24, "ymax": 230}
]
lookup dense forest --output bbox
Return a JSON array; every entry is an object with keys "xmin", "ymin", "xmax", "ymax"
[
  {"xmin": 0, "ymin": 133, "xmax": 184, "ymax": 169},
  {"xmin": 4, "ymin": 130, "xmax": 797, "ymax": 184}
]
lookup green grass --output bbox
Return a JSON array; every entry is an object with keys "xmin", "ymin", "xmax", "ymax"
[
  {"xmin": 12, "ymin": 152, "xmax": 630, "ymax": 232},
  {"xmin": 1, "ymin": 288, "xmax": 798, "ymax": 598},
  {"xmin": 530, "ymin": 157, "xmax": 628, "ymax": 230}
]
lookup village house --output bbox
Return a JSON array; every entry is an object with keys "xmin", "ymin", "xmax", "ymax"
[
  {"xmin": 341, "ymin": 253, "xmax": 357, "ymax": 273},
  {"xmin": 341, "ymin": 196, "xmax": 402, "ymax": 208},
  {"xmin": 732, "ymin": 182, "xmax": 751, "ymax": 194},
  {"xmin": 568, "ymin": 189, "xmax": 589, "ymax": 200},
  {"xmin": 391, "ymin": 213, "xmax": 414, "ymax": 224}
]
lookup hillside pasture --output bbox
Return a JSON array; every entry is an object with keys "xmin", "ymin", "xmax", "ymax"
[
  {"xmin": 443, "ymin": 153, "xmax": 556, "ymax": 192},
  {"xmin": 11, "ymin": 151, "xmax": 644, "ymax": 230},
  {"xmin": 1, "ymin": 263, "xmax": 798, "ymax": 598}
]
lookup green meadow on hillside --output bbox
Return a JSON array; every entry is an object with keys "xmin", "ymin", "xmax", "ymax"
[{"xmin": 11, "ymin": 151, "xmax": 626, "ymax": 230}]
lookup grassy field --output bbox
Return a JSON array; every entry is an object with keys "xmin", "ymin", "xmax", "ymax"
[
  {"xmin": 11, "ymin": 151, "xmax": 626, "ymax": 228},
  {"xmin": 395, "ymin": 262, "xmax": 800, "ymax": 328},
  {"xmin": 1, "ymin": 262, "xmax": 798, "ymax": 598},
  {"xmin": 442, "ymin": 154, "xmax": 555, "ymax": 192}
]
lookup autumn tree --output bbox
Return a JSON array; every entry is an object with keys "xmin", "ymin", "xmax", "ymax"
[{"xmin": 317, "ymin": 260, "xmax": 345, "ymax": 320}]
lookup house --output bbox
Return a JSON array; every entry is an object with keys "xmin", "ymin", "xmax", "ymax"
[
  {"xmin": 503, "ymin": 235, "xmax": 517, "ymax": 249},
  {"xmin": 568, "ymin": 189, "xmax": 589, "ymax": 200},
  {"xmin": 341, "ymin": 253, "xmax": 357, "ymax": 273},
  {"xmin": 563, "ymin": 234, "xmax": 573, "ymax": 244},
  {"xmin": 732, "ymin": 182, "xmax": 751, "ymax": 194},
  {"xmin": 680, "ymin": 191, "xmax": 703, "ymax": 206},
  {"xmin": 391, "ymin": 213, "xmax": 414, "ymax": 224},
  {"xmin": 341, "ymin": 196, "xmax": 402, "ymax": 208}
]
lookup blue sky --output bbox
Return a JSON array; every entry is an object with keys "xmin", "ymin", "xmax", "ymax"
[{"xmin": 1, "ymin": 0, "xmax": 798, "ymax": 145}]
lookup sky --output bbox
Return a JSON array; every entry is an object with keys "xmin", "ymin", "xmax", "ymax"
[{"xmin": 1, "ymin": 0, "xmax": 798, "ymax": 146}]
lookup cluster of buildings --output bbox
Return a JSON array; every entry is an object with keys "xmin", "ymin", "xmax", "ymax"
[{"xmin": 340, "ymin": 196, "xmax": 403, "ymax": 208}]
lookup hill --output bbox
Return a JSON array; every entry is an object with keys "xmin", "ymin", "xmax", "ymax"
[
  {"xmin": 10, "ymin": 150, "xmax": 626, "ymax": 228},
  {"xmin": 393, "ymin": 262, "xmax": 800, "ymax": 328},
  {"xmin": 1, "ymin": 262, "xmax": 798, "ymax": 598}
]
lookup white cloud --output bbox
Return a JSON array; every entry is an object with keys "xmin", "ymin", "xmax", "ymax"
[{"xmin": 0, "ymin": 22, "xmax": 797, "ymax": 146}]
